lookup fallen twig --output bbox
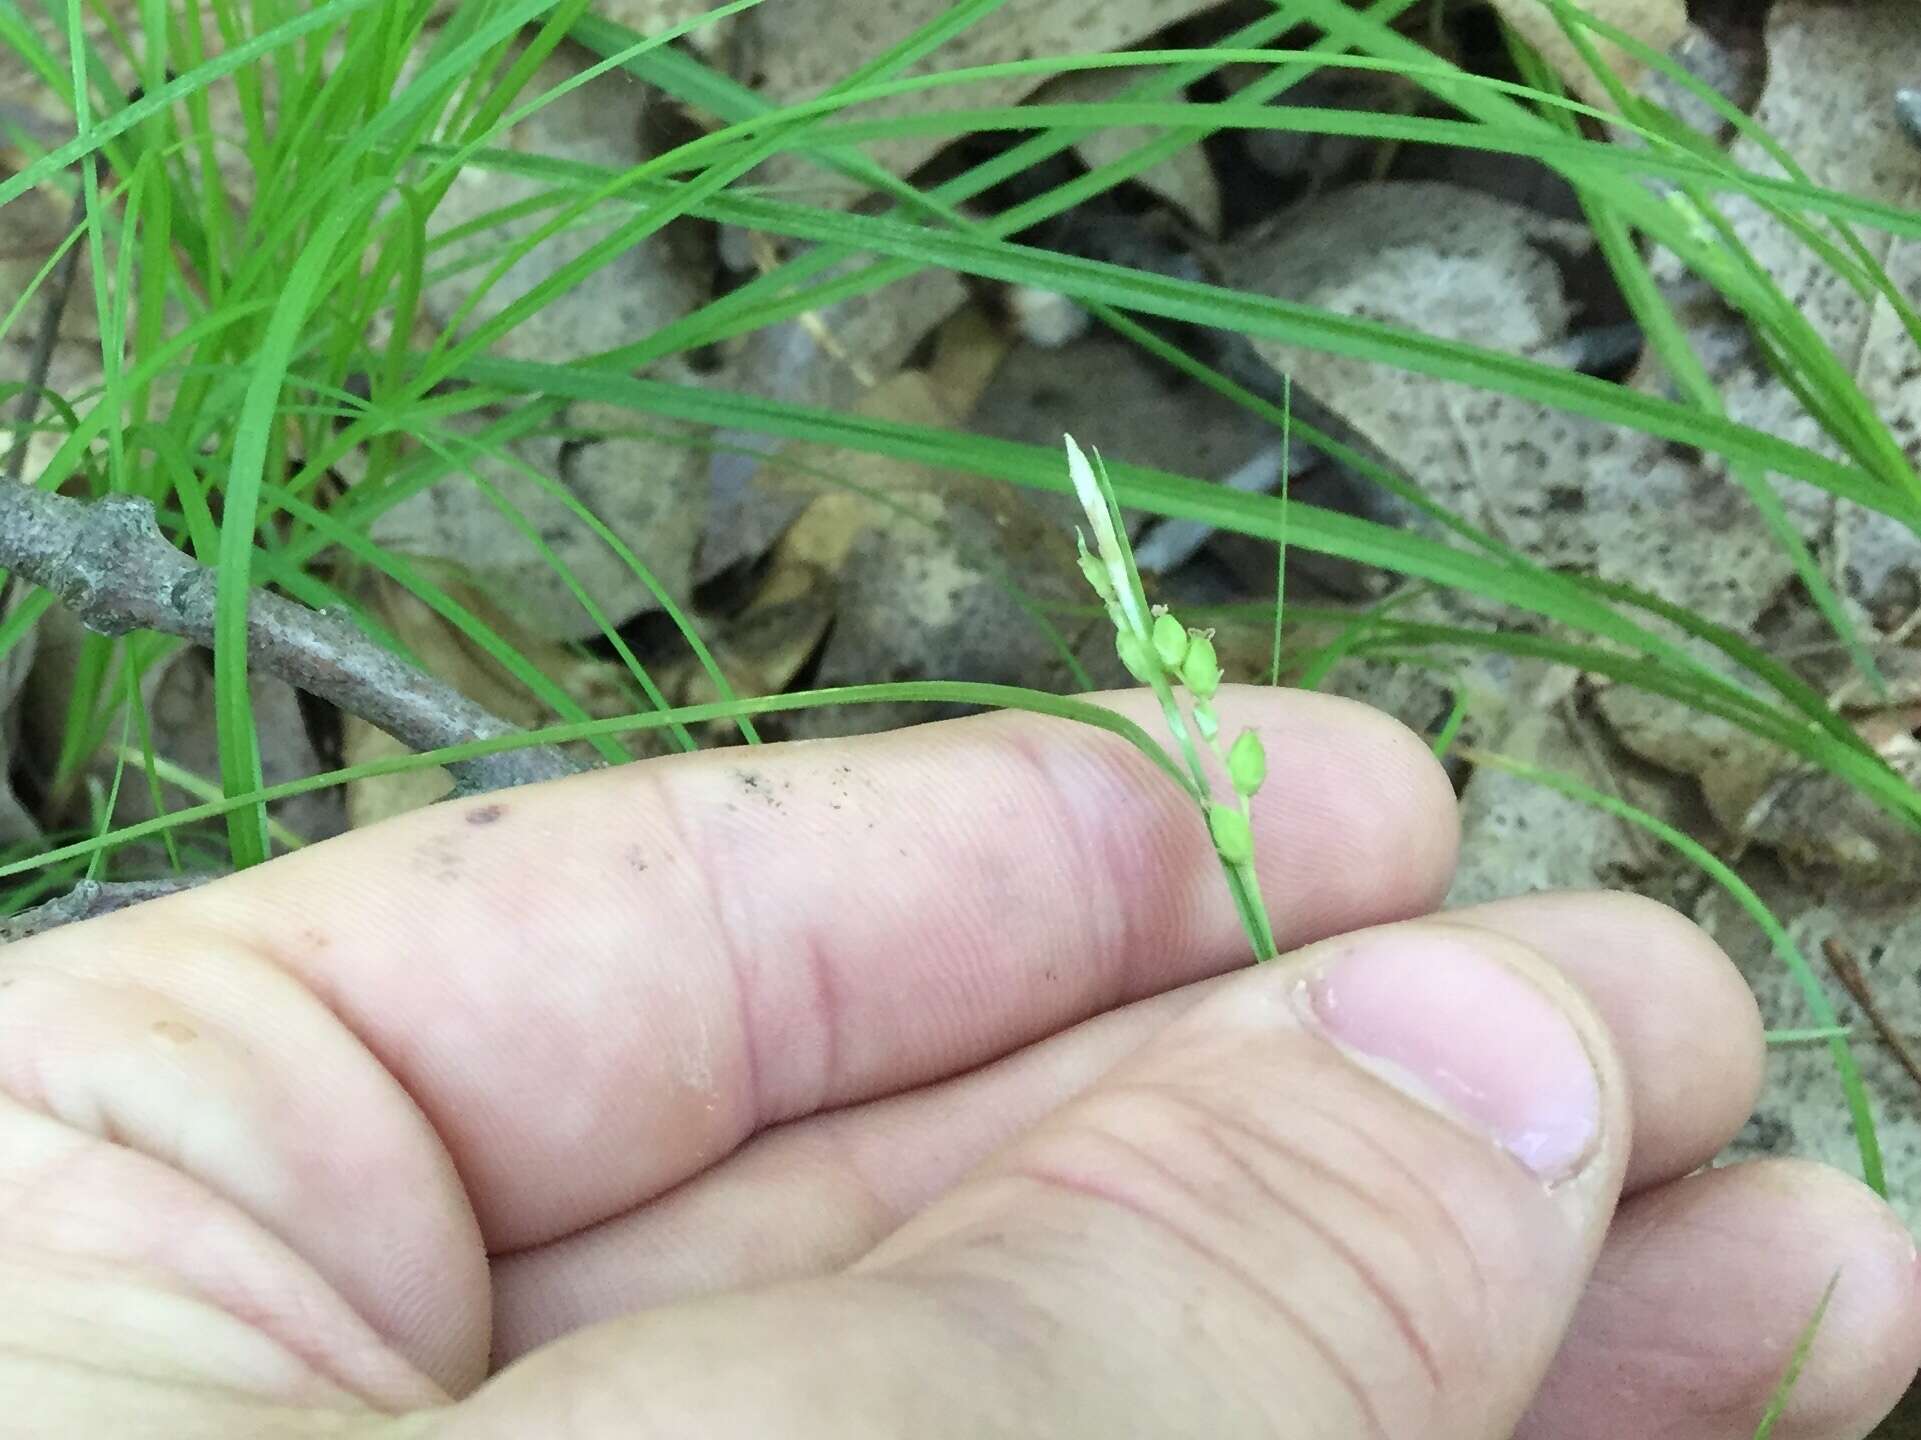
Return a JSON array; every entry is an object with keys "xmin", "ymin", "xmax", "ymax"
[
  {"xmin": 0, "ymin": 481, "xmax": 582, "ymax": 796},
  {"xmin": 1823, "ymin": 936, "xmax": 1921, "ymax": 1093},
  {"xmin": 1, "ymin": 875, "xmax": 215, "ymax": 942},
  {"xmin": 0, "ymin": 160, "xmax": 581, "ymax": 943},
  {"xmin": 5, "ymin": 183, "xmax": 88, "ymax": 485}
]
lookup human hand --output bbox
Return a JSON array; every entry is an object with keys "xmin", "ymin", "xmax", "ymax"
[{"xmin": 1, "ymin": 689, "xmax": 1915, "ymax": 1438}]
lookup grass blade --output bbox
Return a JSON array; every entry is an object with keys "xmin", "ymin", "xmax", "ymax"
[{"xmin": 215, "ymin": 183, "xmax": 379, "ymax": 866}]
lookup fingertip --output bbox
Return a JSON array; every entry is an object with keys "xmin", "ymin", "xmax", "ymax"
[
  {"xmin": 1218, "ymin": 687, "xmax": 1460, "ymax": 938},
  {"xmin": 1355, "ymin": 700, "xmax": 1461, "ymax": 915},
  {"xmin": 1599, "ymin": 895, "xmax": 1767, "ymax": 1146},
  {"xmin": 1446, "ymin": 891, "xmax": 1765, "ymax": 1190},
  {"xmin": 1754, "ymin": 1159, "xmax": 1921, "ymax": 1440},
  {"xmin": 1526, "ymin": 1157, "xmax": 1921, "ymax": 1440}
]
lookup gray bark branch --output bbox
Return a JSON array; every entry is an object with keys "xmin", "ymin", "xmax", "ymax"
[
  {"xmin": 1, "ymin": 875, "xmax": 214, "ymax": 942},
  {"xmin": 0, "ymin": 480, "xmax": 582, "ymax": 795}
]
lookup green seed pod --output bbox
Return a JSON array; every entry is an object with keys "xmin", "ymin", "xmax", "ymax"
[
  {"xmin": 1115, "ymin": 632, "xmax": 1155, "ymax": 684},
  {"xmin": 1208, "ymin": 804, "xmax": 1254, "ymax": 865},
  {"xmin": 1180, "ymin": 632, "xmax": 1221, "ymax": 699},
  {"xmin": 1152, "ymin": 613, "xmax": 1190, "ymax": 670},
  {"xmin": 1227, "ymin": 729, "xmax": 1268, "ymax": 797},
  {"xmin": 1076, "ymin": 534, "xmax": 1115, "ymax": 602},
  {"xmin": 1193, "ymin": 702, "xmax": 1219, "ymax": 743}
]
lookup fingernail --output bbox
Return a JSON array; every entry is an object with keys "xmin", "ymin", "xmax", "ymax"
[{"xmin": 1305, "ymin": 930, "xmax": 1603, "ymax": 1182}]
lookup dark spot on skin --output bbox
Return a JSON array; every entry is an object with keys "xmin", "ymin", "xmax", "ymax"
[
  {"xmin": 415, "ymin": 837, "xmax": 464, "ymax": 884},
  {"xmin": 731, "ymin": 768, "xmax": 788, "ymax": 810},
  {"xmin": 625, "ymin": 845, "xmax": 649, "ymax": 873},
  {"xmin": 468, "ymin": 803, "xmax": 508, "ymax": 826},
  {"xmin": 151, "ymin": 1019, "xmax": 196, "ymax": 1044}
]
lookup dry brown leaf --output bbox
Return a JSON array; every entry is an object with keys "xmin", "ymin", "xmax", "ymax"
[
  {"xmin": 137, "ymin": 649, "xmax": 345, "ymax": 847},
  {"xmin": 713, "ymin": 260, "xmax": 968, "ymax": 419},
  {"xmin": 1637, "ymin": 19, "xmax": 1766, "ymax": 141},
  {"xmin": 1486, "ymin": 0, "xmax": 1687, "ymax": 107},
  {"xmin": 1222, "ymin": 180, "xmax": 1828, "ymax": 631},
  {"xmin": 340, "ymin": 722, "xmax": 455, "ymax": 831},
  {"xmin": 1742, "ymin": 743, "xmax": 1921, "ymax": 891},
  {"xmin": 969, "ymin": 326, "xmax": 1275, "ymax": 531},
  {"xmin": 697, "ymin": 264, "xmax": 968, "ymax": 580},
  {"xmin": 770, "ymin": 314, "xmax": 1009, "ymax": 575},
  {"xmin": 371, "ymin": 403, "xmax": 709, "ymax": 642},
  {"xmin": 659, "ymin": 559, "xmax": 836, "ymax": 745},
  {"xmin": 423, "ymin": 45, "xmax": 709, "ymax": 366},
  {"xmin": 1511, "ymin": 3, "xmax": 1921, "ymax": 889},
  {"xmin": 1222, "ymin": 173, "xmax": 1919, "ymax": 896},
  {"xmin": 339, "ymin": 574, "xmax": 652, "ymax": 828},
  {"xmin": 1227, "ymin": 182, "xmax": 1588, "ymax": 371},
  {"xmin": 1029, "ymin": 64, "xmax": 1222, "ymax": 234},
  {"xmin": 748, "ymin": 0, "xmax": 1226, "ymax": 205},
  {"xmin": 588, "ymin": 0, "xmax": 740, "ymax": 53},
  {"xmin": 919, "ymin": 303, "xmax": 1015, "ymax": 417},
  {"xmin": 0, "ymin": 175, "xmax": 103, "ymax": 480},
  {"xmin": 1693, "ymin": 0, "xmax": 1921, "ymax": 615},
  {"xmin": 1442, "ymin": 663, "xmax": 1685, "ymax": 907},
  {"xmin": 1594, "ymin": 686, "xmax": 1791, "ymax": 841},
  {"xmin": 1225, "ymin": 60, "xmax": 1412, "ymax": 195},
  {"xmin": 717, "ymin": 316, "xmax": 1084, "ymax": 739},
  {"xmin": 1596, "ymin": 651, "xmax": 1921, "ymax": 891},
  {"xmin": 17, "ymin": 607, "xmax": 343, "ymax": 850}
]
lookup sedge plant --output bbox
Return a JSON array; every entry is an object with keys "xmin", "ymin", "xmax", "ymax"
[{"xmin": 1066, "ymin": 435, "xmax": 1277, "ymax": 963}]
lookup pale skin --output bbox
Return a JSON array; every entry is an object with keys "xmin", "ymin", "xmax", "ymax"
[{"xmin": 1, "ymin": 687, "xmax": 1916, "ymax": 1439}]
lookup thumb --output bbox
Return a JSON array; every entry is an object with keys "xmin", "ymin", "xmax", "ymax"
[{"xmin": 435, "ymin": 922, "xmax": 1629, "ymax": 1440}]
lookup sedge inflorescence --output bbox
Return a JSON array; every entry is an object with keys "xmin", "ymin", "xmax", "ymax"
[{"xmin": 1065, "ymin": 435, "xmax": 1276, "ymax": 960}]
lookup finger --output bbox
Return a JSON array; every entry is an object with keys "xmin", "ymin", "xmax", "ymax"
[
  {"xmin": 0, "ymin": 1093, "xmax": 449, "ymax": 1418},
  {"xmin": 0, "ymin": 689, "xmax": 1448, "ymax": 1392},
  {"xmin": 32, "ymin": 687, "xmax": 1454, "ymax": 1255},
  {"xmin": 1433, "ymin": 891, "xmax": 1765, "ymax": 1189},
  {"xmin": 442, "ymin": 921, "xmax": 1631, "ymax": 1439},
  {"xmin": 0, "ymin": 926, "xmax": 490, "ymax": 1397},
  {"xmin": 1520, "ymin": 1159, "xmax": 1921, "ymax": 1440},
  {"xmin": 492, "ymin": 891, "xmax": 1756, "ymax": 1360}
]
